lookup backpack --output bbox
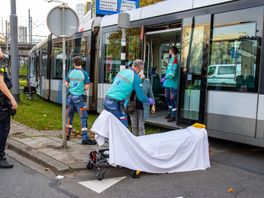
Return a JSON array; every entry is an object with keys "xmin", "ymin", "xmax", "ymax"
[{"xmin": 126, "ymin": 91, "xmax": 136, "ymax": 114}]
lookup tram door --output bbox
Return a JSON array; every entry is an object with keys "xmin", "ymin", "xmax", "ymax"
[
  {"xmin": 178, "ymin": 15, "xmax": 211, "ymax": 125},
  {"xmin": 144, "ymin": 29, "xmax": 181, "ymax": 127}
]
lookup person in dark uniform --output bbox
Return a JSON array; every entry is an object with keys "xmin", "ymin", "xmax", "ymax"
[{"xmin": 0, "ymin": 48, "xmax": 17, "ymax": 169}]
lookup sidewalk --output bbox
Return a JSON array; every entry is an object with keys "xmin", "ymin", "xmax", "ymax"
[{"xmin": 7, "ymin": 121, "xmax": 102, "ymax": 173}]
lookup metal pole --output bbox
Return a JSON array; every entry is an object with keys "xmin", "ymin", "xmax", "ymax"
[
  {"xmin": 120, "ymin": 28, "xmax": 126, "ymax": 70},
  {"xmin": 5, "ymin": 20, "xmax": 9, "ymax": 55},
  {"xmin": 10, "ymin": 0, "xmax": 20, "ymax": 102},
  {"xmin": 1, "ymin": 18, "xmax": 3, "ymax": 34},
  {"xmin": 28, "ymin": 9, "xmax": 30, "ymax": 44},
  {"xmin": 30, "ymin": 16, "xmax": 32, "ymax": 44},
  {"xmin": 62, "ymin": 6, "xmax": 67, "ymax": 148}
]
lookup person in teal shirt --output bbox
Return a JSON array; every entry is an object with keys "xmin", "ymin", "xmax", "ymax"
[
  {"xmin": 65, "ymin": 56, "xmax": 96, "ymax": 145},
  {"xmin": 104, "ymin": 59, "xmax": 155, "ymax": 127},
  {"xmin": 162, "ymin": 46, "xmax": 179, "ymax": 122}
]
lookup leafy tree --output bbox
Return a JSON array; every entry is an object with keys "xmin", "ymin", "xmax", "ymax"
[{"xmin": 140, "ymin": 0, "xmax": 164, "ymax": 7}]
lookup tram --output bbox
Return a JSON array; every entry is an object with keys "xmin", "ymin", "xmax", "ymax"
[{"xmin": 28, "ymin": 0, "xmax": 264, "ymax": 147}]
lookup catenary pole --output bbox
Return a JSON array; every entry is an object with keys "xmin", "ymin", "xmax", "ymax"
[{"xmin": 10, "ymin": 0, "xmax": 20, "ymax": 102}]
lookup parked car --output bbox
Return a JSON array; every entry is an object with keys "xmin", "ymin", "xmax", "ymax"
[{"xmin": 207, "ymin": 64, "xmax": 241, "ymax": 86}]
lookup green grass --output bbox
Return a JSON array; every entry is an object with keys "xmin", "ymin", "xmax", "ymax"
[
  {"xmin": 14, "ymin": 92, "xmax": 165, "ymax": 134},
  {"xmin": 19, "ymin": 79, "xmax": 27, "ymax": 87},
  {"xmin": 19, "ymin": 64, "xmax": 27, "ymax": 77},
  {"xmin": 14, "ymin": 93, "xmax": 97, "ymax": 132}
]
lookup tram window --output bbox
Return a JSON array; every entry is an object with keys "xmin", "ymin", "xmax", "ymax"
[
  {"xmin": 103, "ymin": 28, "xmax": 141, "ymax": 83},
  {"xmin": 67, "ymin": 37, "xmax": 88, "ymax": 71},
  {"xmin": 181, "ymin": 16, "xmax": 210, "ymax": 75},
  {"xmin": 127, "ymin": 28, "xmax": 141, "ymax": 65},
  {"xmin": 208, "ymin": 7, "xmax": 263, "ymax": 92},
  {"xmin": 51, "ymin": 43, "xmax": 63, "ymax": 79},
  {"xmin": 42, "ymin": 47, "xmax": 48, "ymax": 77},
  {"xmin": 104, "ymin": 31, "xmax": 121, "ymax": 83}
]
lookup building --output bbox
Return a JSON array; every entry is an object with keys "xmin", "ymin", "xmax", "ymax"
[
  {"xmin": 0, "ymin": 34, "xmax": 5, "ymax": 45},
  {"xmin": 18, "ymin": 26, "xmax": 27, "ymax": 43},
  {"xmin": 75, "ymin": 3, "xmax": 86, "ymax": 25}
]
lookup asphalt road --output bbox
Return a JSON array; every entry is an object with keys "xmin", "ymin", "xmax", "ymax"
[{"xmin": 1, "ymin": 138, "xmax": 264, "ymax": 198}]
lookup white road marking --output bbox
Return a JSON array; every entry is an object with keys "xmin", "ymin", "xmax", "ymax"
[{"xmin": 79, "ymin": 176, "xmax": 127, "ymax": 193}]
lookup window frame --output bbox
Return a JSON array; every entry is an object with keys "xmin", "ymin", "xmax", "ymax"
[
  {"xmin": 101, "ymin": 27, "xmax": 141, "ymax": 84},
  {"xmin": 207, "ymin": 7, "xmax": 263, "ymax": 93}
]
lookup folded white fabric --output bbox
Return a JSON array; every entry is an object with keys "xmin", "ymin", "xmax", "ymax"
[{"xmin": 91, "ymin": 110, "xmax": 210, "ymax": 173}]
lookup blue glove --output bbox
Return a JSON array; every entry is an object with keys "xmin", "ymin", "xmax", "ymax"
[{"xmin": 148, "ymin": 98, "xmax": 155, "ymax": 105}]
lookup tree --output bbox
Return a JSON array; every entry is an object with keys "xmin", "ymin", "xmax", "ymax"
[{"xmin": 140, "ymin": 0, "xmax": 164, "ymax": 7}]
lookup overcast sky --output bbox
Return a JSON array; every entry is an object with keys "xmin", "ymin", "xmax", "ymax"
[{"xmin": 0, "ymin": 0, "xmax": 85, "ymax": 40}]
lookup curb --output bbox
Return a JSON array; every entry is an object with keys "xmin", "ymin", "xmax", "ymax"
[{"xmin": 7, "ymin": 138, "xmax": 72, "ymax": 173}]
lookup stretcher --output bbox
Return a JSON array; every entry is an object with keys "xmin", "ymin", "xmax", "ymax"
[{"xmin": 87, "ymin": 110, "xmax": 210, "ymax": 180}]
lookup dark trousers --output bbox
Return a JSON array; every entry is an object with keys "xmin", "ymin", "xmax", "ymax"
[
  {"xmin": 0, "ymin": 109, "xmax": 10, "ymax": 155},
  {"xmin": 66, "ymin": 95, "xmax": 89, "ymax": 141},
  {"xmin": 103, "ymin": 97, "xmax": 128, "ymax": 127},
  {"xmin": 165, "ymin": 88, "xmax": 178, "ymax": 117}
]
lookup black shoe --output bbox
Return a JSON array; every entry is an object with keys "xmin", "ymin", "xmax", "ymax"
[
  {"xmin": 81, "ymin": 139, "xmax": 97, "ymax": 145},
  {"xmin": 165, "ymin": 114, "xmax": 171, "ymax": 119},
  {"xmin": 0, "ymin": 158, "xmax": 13, "ymax": 169},
  {"xmin": 167, "ymin": 117, "xmax": 176, "ymax": 122},
  {"xmin": 131, "ymin": 170, "xmax": 141, "ymax": 178}
]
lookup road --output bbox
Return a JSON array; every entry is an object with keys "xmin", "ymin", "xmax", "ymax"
[{"xmin": 1, "ymin": 138, "xmax": 264, "ymax": 198}]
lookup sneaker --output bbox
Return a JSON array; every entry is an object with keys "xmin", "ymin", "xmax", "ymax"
[
  {"xmin": 0, "ymin": 158, "xmax": 13, "ymax": 169},
  {"xmin": 165, "ymin": 114, "xmax": 171, "ymax": 119},
  {"xmin": 81, "ymin": 139, "xmax": 97, "ymax": 145},
  {"xmin": 167, "ymin": 117, "xmax": 176, "ymax": 122}
]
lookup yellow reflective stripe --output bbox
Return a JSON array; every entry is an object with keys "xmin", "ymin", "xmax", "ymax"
[{"xmin": 0, "ymin": 67, "xmax": 5, "ymax": 73}]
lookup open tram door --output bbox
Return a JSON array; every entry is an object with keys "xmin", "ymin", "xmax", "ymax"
[
  {"xmin": 178, "ymin": 15, "xmax": 211, "ymax": 126},
  {"xmin": 143, "ymin": 24, "xmax": 182, "ymax": 128}
]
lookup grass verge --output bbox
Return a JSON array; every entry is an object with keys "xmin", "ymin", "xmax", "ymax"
[
  {"xmin": 14, "ymin": 93, "xmax": 165, "ymax": 134},
  {"xmin": 13, "ymin": 93, "xmax": 97, "ymax": 132}
]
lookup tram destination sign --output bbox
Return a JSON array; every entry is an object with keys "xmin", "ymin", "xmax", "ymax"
[{"xmin": 96, "ymin": 0, "xmax": 139, "ymax": 16}]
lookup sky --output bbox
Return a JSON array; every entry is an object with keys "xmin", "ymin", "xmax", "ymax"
[{"xmin": 0, "ymin": 0, "xmax": 86, "ymax": 41}]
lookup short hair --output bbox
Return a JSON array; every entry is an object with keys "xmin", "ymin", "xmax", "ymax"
[
  {"xmin": 132, "ymin": 59, "xmax": 144, "ymax": 68},
  {"xmin": 73, "ymin": 56, "xmax": 83, "ymax": 66},
  {"xmin": 170, "ymin": 46, "xmax": 178, "ymax": 55}
]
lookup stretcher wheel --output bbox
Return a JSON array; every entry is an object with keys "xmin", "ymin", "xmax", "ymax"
[
  {"xmin": 96, "ymin": 170, "xmax": 105, "ymax": 181},
  {"xmin": 86, "ymin": 161, "xmax": 94, "ymax": 170},
  {"xmin": 131, "ymin": 170, "xmax": 141, "ymax": 178}
]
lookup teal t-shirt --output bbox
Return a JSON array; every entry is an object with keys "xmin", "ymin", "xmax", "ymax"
[
  {"xmin": 106, "ymin": 69, "xmax": 148, "ymax": 103},
  {"xmin": 66, "ymin": 69, "xmax": 90, "ymax": 96},
  {"xmin": 163, "ymin": 56, "xmax": 179, "ymax": 89}
]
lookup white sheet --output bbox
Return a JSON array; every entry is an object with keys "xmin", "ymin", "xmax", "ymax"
[{"xmin": 91, "ymin": 110, "xmax": 211, "ymax": 173}]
